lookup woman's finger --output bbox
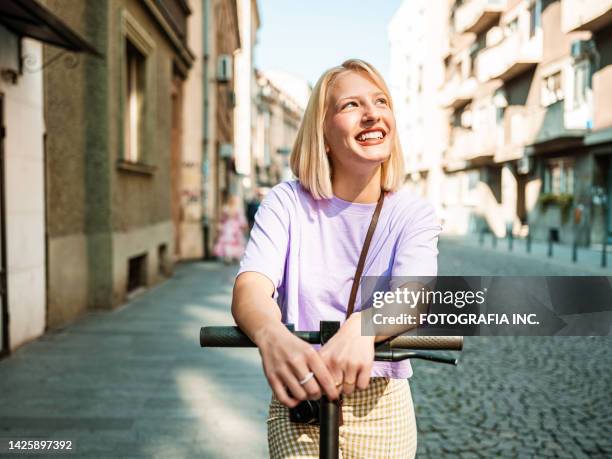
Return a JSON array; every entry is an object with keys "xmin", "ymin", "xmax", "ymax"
[
  {"xmin": 307, "ymin": 352, "xmax": 340, "ymax": 400},
  {"xmin": 268, "ymin": 374, "xmax": 300, "ymax": 408},
  {"xmin": 279, "ymin": 368, "xmax": 309, "ymax": 402},
  {"xmin": 287, "ymin": 362, "xmax": 322, "ymax": 400},
  {"xmin": 355, "ymin": 362, "xmax": 372, "ymax": 391},
  {"xmin": 342, "ymin": 363, "xmax": 359, "ymax": 395}
]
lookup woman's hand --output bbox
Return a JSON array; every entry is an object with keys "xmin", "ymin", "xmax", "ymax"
[
  {"xmin": 318, "ymin": 312, "xmax": 375, "ymax": 395},
  {"xmin": 255, "ymin": 322, "xmax": 340, "ymax": 408}
]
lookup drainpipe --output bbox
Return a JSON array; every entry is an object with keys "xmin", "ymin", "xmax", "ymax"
[{"xmin": 201, "ymin": 0, "xmax": 210, "ymax": 260}]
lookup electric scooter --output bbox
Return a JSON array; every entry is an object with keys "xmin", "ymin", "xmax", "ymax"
[{"xmin": 200, "ymin": 322, "xmax": 462, "ymax": 459}]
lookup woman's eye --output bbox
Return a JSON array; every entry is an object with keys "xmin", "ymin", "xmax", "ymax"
[
  {"xmin": 376, "ymin": 97, "xmax": 388, "ymax": 105},
  {"xmin": 342, "ymin": 101, "xmax": 357, "ymax": 109}
]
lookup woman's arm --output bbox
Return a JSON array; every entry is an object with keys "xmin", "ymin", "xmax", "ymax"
[{"xmin": 232, "ymin": 272, "xmax": 340, "ymax": 407}]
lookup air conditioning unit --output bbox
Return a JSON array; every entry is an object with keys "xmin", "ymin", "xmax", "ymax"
[
  {"xmin": 570, "ymin": 40, "xmax": 595, "ymax": 59},
  {"xmin": 217, "ymin": 54, "xmax": 232, "ymax": 82},
  {"xmin": 219, "ymin": 143, "xmax": 233, "ymax": 158}
]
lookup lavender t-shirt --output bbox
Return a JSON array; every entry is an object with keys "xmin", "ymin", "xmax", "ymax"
[{"xmin": 238, "ymin": 180, "xmax": 441, "ymax": 378}]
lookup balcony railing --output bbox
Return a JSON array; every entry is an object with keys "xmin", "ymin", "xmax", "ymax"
[
  {"xmin": 495, "ymin": 101, "xmax": 588, "ymax": 161},
  {"xmin": 475, "ymin": 29, "xmax": 542, "ymax": 82},
  {"xmin": 528, "ymin": 100, "xmax": 587, "ymax": 147},
  {"xmin": 562, "ymin": 0, "xmax": 612, "ymax": 32},
  {"xmin": 447, "ymin": 122, "xmax": 497, "ymax": 164},
  {"xmin": 440, "ymin": 74, "xmax": 478, "ymax": 109},
  {"xmin": 454, "ymin": 0, "xmax": 506, "ymax": 35}
]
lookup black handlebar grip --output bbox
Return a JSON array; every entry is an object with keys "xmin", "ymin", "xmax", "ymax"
[{"xmin": 200, "ymin": 326, "xmax": 256, "ymax": 347}]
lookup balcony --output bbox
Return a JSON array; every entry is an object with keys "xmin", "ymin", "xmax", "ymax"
[
  {"xmin": 562, "ymin": 0, "xmax": 612, "ymax": 32},
  {"xmin": 495, "ymin": 106, "xmax": 540, "ymax": 162},
  {"xmin": 440, "ymin": 74, "xmax": 478, "ymax": 109},
  {"xmin": 476, "ymin": 30, "xmax": 542, "ymax": 82},
  {"xmin": 495, "ymin": 101, "xmax": 587, "ymax": 160},
  {"xmin": 444, "ymin": 127, "xmax": 472, "ymax": 171},
  {"xmin": 446, "ymin": 124, "xmax": 497, "ymax": 169},
  {"xmin": 526, "ymin": 101, "xmax": 587, "ymax": 151},
  {"xmin": 454, "ymin": 0, "xmax": 506, "ymax": 35}
]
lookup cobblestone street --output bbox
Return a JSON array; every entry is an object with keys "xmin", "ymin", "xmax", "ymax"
[{"xmin": 0, "ymin": 238, "xmax": 610, "ymax": 458}]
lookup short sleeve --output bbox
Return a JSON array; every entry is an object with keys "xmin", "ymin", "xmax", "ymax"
[
  {"xmin": 390, "ymin": 201, "xmax": 442, "ymax": 287},
  {"xmin": 237, "ymin": 185, "xmax": 291, "ymax": 290}
]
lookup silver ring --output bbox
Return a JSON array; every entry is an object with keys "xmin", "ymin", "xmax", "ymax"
[{"xmin": 298, "ymin": 371, "xmax": 314, "ymax": 385}]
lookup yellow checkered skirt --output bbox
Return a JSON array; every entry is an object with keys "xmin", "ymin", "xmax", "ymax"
[{"xmin": 267, "ymin": 378, "xmax": 417, "ymax": 459}]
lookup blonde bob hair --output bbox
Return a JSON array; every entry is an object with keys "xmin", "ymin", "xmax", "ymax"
[{"xmin": 290, "ymin": 59, "xmax": 405, "ymax": 200}]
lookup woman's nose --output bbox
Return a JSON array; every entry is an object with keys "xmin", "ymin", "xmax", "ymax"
[{"xmin": 361, "ymin": 104, "xmax": 380, "ymax": 123}]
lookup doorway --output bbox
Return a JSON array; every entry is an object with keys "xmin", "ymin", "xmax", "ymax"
[{"xmin": 0, "ymin": 94, "xmax": 9, "ymax": 356}]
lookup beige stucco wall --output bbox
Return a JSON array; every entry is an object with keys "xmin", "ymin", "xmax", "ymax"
[
  {"xmin": 180, "ymin": 0, "xmax": 204, "ymax": 260},
  {"xmin": 1, "ymin": 39, "xmax": 46, "ymax": 349},
  {"xmin": 593, "ymin": 27, "xmax": 612, "ymax": 130},
  {"xmin": 46, "ymin": 234, "xmax": 88, "ymax": 329},
  {"xmin": 112, "ymin": 220, "xmax": 173, "ymax": 305},
  {"xmin": 43, "ymin": 0, "xmax": 190, "ymax": 323}
]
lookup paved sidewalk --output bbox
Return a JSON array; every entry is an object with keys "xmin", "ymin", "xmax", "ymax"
[
  {"xmin": 444, "ymin": 234, "xmax": 612, "ymax": 275},
  {"xmin": 0, "ymin": 244, "xmax": 611, "ymax": 458},
  {"xmin": 0, "ymin": 263, "xmax": 267, "ymax": 459}
]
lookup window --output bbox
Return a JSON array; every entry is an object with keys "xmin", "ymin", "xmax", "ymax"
[
  {"xmin": 573, "ymin": 59, "xmax": 591, "ymax": 109},
  {"xmin": 505, "ymin": 18, "xmax": 519, "ymax": 37},
  {"xmin": 529, "ymin": 0, "xmax": 542, "ymax": 38},
  {"xmin": 543, "ymin": 160, "xmax": 574, "ymax": 195},
  {"xmin": 467, "ymin": 170, "xmax": 479, "ymax": 190},
  {"xmin": 121, "ymin": 11, "xmax": 154, "ymax": 166},
  {"xmin": 124, "ymin": 39, "xmax": 145, "ymax": 162},
  {"xmin": 127, "ymin": 253, "xmax": 147, "ymax": 293},
  {"xmin": 541, "ymin": 71, "xmax": 564, "ymax": 107}
]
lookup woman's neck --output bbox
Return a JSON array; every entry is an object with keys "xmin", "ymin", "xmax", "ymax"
[{"xmin": 332, "ymin": 166, "xmax": 382, "ymax": 203}]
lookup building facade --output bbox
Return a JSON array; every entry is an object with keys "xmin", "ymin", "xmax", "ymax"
[
  {"xmin": 0, "ymin": 0, "xmax": 98, "ymax": 352},
  {"xmin": 43, "ymin": 0, "xmax": 193, "ymax": 328},
  {"xmin": 253, "ymin": 70, "xmax": 308, "ymax": 188},
  {"xmin": 391, "ymin": 0, "xmax": 612, "ymax": 246},
  {"xmin": 388, "ymin": 0, "xmax": 449, "ymax": 218},
  {"xmin": 565, "ymin": 0, "xmax": 612, "ymax": 246}
]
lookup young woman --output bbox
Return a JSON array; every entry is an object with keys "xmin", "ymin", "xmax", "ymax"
[
  {"xmin": 232, "ymin": 59, "xmax": 441, "ymax": 458},
  {"xmin": 213, "ymin": 194, "xmax": 248, "ymax": 264}
]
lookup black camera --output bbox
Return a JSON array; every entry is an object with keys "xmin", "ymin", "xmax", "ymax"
[{"xmin": 289, "ymin": 399, "xmax": 320, "ymax": 425}]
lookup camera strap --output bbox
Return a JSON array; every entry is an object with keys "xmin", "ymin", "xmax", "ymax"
[{"xmin": 345, "ymin": 189, "xmax": 385, "ymax": 319}]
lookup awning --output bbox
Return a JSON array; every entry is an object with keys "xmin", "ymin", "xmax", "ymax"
[{"xmin": 0, "ymin": 0, "xmax": 100, "ymax": 56}]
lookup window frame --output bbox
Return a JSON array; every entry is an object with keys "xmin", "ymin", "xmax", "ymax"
[
  {"xmin": 543, "ymin": 159, "xmax": 575, "ymax": 195},
  {"xmin": 119, "ymin": 10, "xmax": 156, "ymax": 168}
]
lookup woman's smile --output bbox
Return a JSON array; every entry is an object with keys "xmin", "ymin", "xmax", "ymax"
[{"xmin": 355, "ymin": 128, "xmax": 387, "ymax": 146}]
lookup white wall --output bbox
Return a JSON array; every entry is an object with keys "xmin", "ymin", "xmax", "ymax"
[
  {"xmin": 233, "ymin": 0, "xmax": 253, "ymax": 179},
  {"xmin": 0, "ymin": 38, "xmax": 47, "ymax": 350},
  {"xmin": 388, "ymin": 0, "xmax": 448, "ymax": 217}
]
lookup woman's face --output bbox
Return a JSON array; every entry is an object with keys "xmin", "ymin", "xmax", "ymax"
[{"xmin": 323, "ymin": 71, "xmax": 395, "ymax": 175}]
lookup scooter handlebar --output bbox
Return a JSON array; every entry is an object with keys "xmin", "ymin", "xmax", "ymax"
[{"xmin": 200, "ymin": 326, "xmax": 463, "ymax": 351}]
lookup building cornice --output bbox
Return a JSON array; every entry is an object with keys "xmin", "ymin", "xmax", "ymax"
[{"xmin": 141, "ymin": 0, "xmax": 195, "ymax": 75}]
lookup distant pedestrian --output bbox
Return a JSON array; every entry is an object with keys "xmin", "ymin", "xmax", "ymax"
[
  {"xmin": 213, "ymin": 194, "xmax": 247, "ymax": 264},
  {"xmin": 245, "ymin": 188, "xmax": 263, "ymax": 230}
]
